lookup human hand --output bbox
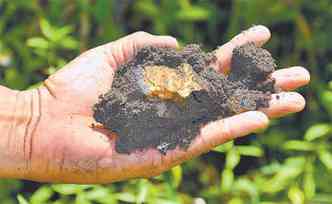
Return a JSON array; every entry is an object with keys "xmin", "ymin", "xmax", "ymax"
[{"xmin": 4, "ymin": 26, "xmax": 309, "ymax": 183}]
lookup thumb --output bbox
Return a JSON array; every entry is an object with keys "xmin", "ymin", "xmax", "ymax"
[
  {"xmin": 43, "ymin": 32, "xmax": 178, "ymax": 102},
  {"xmin": 99, "ymin": 31, "xmax": 179, "ymax": 71}
]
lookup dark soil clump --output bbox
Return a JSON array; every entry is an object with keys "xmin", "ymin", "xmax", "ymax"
[{"xmin": 93, "ymin": 42, "xmax": 277, "ymax": 155}]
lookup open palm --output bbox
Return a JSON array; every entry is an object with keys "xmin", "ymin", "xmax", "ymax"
[{"xmin": 26, "ymin": 26, "xmax": 309, "ymax": 183}]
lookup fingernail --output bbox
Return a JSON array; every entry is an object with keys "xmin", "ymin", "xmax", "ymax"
[
  {"xmin": 228, "ymin": 111, "xmax": 269, "ymax": 137},
  {"xmin": 248, "ymin": 25, "xmax": 267, "ymax": 32},
  {"xmin": 273, "ymin": 66, "xmax": 311, "ymax": 89},
  {"xmin": 287, "ymin": 67, "xmax": 310, "ymax": 82}
]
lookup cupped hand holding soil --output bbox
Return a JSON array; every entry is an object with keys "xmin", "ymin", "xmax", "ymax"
[
  {"xmin": 93, "ymin": 42, "xmax": 278, "ymax": 155},
  {"xmin": 2, "ymin": 26, "xmax": 309, "ymax": 183}
]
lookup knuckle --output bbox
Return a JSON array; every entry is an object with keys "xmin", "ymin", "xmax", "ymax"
[
  {"xmin": 195, "ymin": 135, "xmax": 212, "ymax": 154},
  {"xmin": 254, "ymin": 111, "xmax": 269, "ymax": 125},
  {"xmin": 218, "ymin": 119, "xmax": 233, "ymax": 143},
  {"xmin": 152, "ymin": 154, "xmax": 165, "ymax": 174},
  {"xmin": 208, "ymin": 120, "xmax": 232, "ymax": 145},
  {"xmin": 152, "ymin": 156, "xmax": 162, "ymax": 170}
]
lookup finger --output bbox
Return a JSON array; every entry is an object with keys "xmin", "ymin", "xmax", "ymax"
[
  {"xmin": 198, "ymin": 111, "xmax": 269, "ymax": 151},
  {"xmin": 213, "ymin": 25, "xmax": 271, "ymax": 73},
  {"xmin": 125, "ymin": 31, "xmax": 178, "ymax": 50},
  {"xmin": 261, "ymin": 92, "xmax": 306, "ymax": 118},
  {"xmin": 104, "ymin": 31, "xmax": 178, "ymax": 69},
  {"xmin": 272, "ymin": 66, "xmax": 310, "ymax": 91},
  {"xmin": 158, "ymin": 111, "xmax": 269, "ymax": 171}
]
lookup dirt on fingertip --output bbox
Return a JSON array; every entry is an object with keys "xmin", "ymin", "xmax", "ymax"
[{"xmin": 93, "ymin": 42, "xmax": 277, "ymax": 155}]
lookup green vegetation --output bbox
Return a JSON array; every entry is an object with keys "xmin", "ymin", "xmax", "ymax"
[{"xmin": 0, "ymin": 0, "xmax": 331, "ymax": 203}]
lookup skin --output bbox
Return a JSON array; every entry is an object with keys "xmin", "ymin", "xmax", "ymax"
[{"xmin": 0, "ymin": 25, "xmax": 310, "ymax": 184}]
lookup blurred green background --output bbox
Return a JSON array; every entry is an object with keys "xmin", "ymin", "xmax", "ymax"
[{"xmin": 0, "ymin": 0, "xmax": 331, "ymax": 203}]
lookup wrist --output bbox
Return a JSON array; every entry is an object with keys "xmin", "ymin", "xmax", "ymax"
[{"xmin": 0, "ymin": 86, "xmax": 41, "ymax": 179}]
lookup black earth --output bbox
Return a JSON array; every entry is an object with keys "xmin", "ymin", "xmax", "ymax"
[{"xmin": 93, "ymin": 43, "xmax": 277, "ymax": 155}]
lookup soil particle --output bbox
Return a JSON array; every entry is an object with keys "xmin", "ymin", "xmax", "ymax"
[{"xmin": 93, "ymin": 42, "xmax": 277, "ymax": 155}]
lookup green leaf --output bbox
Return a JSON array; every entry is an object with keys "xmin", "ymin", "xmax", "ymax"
[
  {"xmin": 27, "ymin": 82, "xmax": 42, "ymax": 90},
  {"xmin": 318, "ymin": 149, "xmax": 332, "ymax": 170},
  {"xmin": 52, "ymin": 184, "xmax": 92, "ymax": 195},
  {"xmin": 75, "ymin": 193, "xmax": 91, "ymax": 204},
  {"xmin": 328, "ymin": 81, "xmax": 332, "ymax": 90},
  {"xmin": 52, "ymin": 26, "xmax": 74, "ymax": 42},
  {"xmin": 115, "ymin": 192, "xmax": 136, "ymax": 203},
  {"xmin": 59, "ymin": 36, "xmax": 79, "ymax": 49},
  {"xmin": 171, "ymin": 165, "xmax": 182, "ymax": 188},
  {"xmin": 30, "ymin": 186, "xmax": 53, "ymax": 204},
  {"xmin": 228, "ymin": 198, "xmax": 244, "ymax": 204},
  {"xmin": 283, "ymin": 140, "xmax": 315, "ymax": 151},
  {"xmin": 226, "ymin": 149, "xmax": 240, "ymax": 169},
  {"xmin": 177, "ymin": 6, "xmax": 211, "ymax": 21},
  {"xmin": 17, "ymin": 195, "xmax": 30, "ymax": 204},
  {"xmin": 320, "ymin": 91, "xmax": 332, "ymax": 116},
  {"xmin": 236, "ymin": 145, "xmax": 264, "ymax": 157},
  {"xmin": 213, "ymin": 141, "xmax": 234, "ymax": 153},
  {"xmin": 261, "ymin": 157, "xmax": 305, "ymax": 193},
  {"xmin": 154, "ymin": 199, "xmax": 179, "ymax": 204},
  {"xmin": 4, "ymin": 68, "xmax": 27, "ymax": 89},
  {"xmin": 288, "ymin": 185, "xmax": 304, "ymax": 204},
  {"xmin": 40, "ymin": 18, "xmax": 54, "ymax": 40},
  {"xmin": 46, "ymin": 66, "xmax": 58, "ymax": 75},
  {"xmin": 260, "ymin": 162, "xmax": 282, "ymax": 175},
  {"xmin": 285, "ymin": 157, "xmax": 306, "ymax": 167},
  {"xmin": 27, "ymin": 37, "xmax": 49, "ymax": 49},
  {"xmin": 260, "ymin": 202, "xmax": 279, "ymax": 204},
  {"xmin": 0, "ymin": 51, "xmax": 11, "ymax": 67},
  {"xmin": 305, "ymin": 123, "xmax": 331, "ymax": 141},
  {"xmin": 85, "ymin": 186, "xmax": 116, "ymax": 203},
  {"xmin": 221, "ymin": 168, "xmax": 234, "ymax": 193},
  {"xmin": 233, "ymin": 178, "xmax": 258, "ymax": 203},
  {"xmin": 311, "ymin": 194, "xmax": 332, "ymax": 203},
  {"xmin": 137, "ymin": 180, "xmax": 149, "ymax": 204},
  {"xmin": 304, "ymin": 160, "xmax": 315, "ymax": 200},
  {"xmin": 134, "ymin": 1, "xmax": 159, "ymax": 18},
  {"xmin": 178, "ymin": 0, "xmax": 191, "ymax": 10},
  {"xmin": 52, "ymin": 184, "xmax": 78, "ymax": 195}
]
